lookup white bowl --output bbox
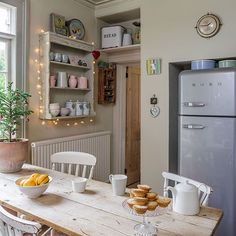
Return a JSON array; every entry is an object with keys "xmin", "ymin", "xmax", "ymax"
[
  {"xmin": 50, "ymin": 109, "xmax": 60, "ymax": 117},
  {"xmin": 72, "ymin": 177, "xmax": 87, "ymax": 193},
  {"xmin": 15, "ymin": 176, "xmax": 52, "ymax": 198},
  {"xmin": 60, "ymin": 107, "xmax": 70, "ymax": 116}
]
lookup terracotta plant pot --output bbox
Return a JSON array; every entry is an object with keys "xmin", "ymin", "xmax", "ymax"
[{"xmin": 0, "ymin": 139, "xmax": 28, "ymax": 173}]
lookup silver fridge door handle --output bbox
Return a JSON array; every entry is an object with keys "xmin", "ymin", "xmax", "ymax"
[
  {"xmin": 182, "ymin": 124, "xmax": 206, "ymax": 129},
  {"xmin": 183, "ymin": 102, "xmax": 205, "ymax": 107}
]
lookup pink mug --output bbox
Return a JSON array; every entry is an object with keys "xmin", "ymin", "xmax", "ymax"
[
  {"xmin": 50, "ymin": 75, "xmax": 56, "ymax": 87},
  {"xmin": 78, "ymin": 76, "xmax": 88, "ymax": 89},
  {"xmin": 69, "ymin": 75, "xmax": 77, "ymax": 88}
]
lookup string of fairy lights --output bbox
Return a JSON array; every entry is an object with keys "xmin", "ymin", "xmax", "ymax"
[{"xmin": 34, "ymin": 28, "xmax": 96, "ymax": 127}]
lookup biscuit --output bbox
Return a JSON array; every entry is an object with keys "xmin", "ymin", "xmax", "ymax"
[
  {"xmin": 127, "ymin": 198, "xmax": 136, "ymax": 209},
  {"xmin": 132, "ymin": 188, "xmax": 146, "ymax": 197},
  {"xmin": 137, "ymin": 184, "xmax": 152, "ymax": 193},
  {"xmin": 147, "ymin": 201, "xmax": 158, "ymax": 211},
  {"xmin": 146, "ymin": 192, "xmax": 157, "ymax": 201},
  {"xmin": 133, "ymin": 205, "xmax": 148, "ymax": 214},
  {"xmin": 157, "ymin": 197, "xmax": 171, "ymax": 208},
  {"xmin": 132, "ymin": 197, "xmax": 149, "ymax": 206}
]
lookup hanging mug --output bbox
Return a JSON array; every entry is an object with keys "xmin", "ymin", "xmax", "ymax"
[{"xmin": 78, "ymin": 76, "xmax": 88, "ymax": 89}]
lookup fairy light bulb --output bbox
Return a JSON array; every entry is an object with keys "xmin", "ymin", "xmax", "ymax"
[
  {"xmin": 80, "ymin": 121, "xmax": 85, "ymax": 124},
  {"xmin": 37, "ymin": 70, "xmax": 40, "ymax": 74},
  {"xmin": 56, "ymin": 119, "xmax": 59, "ymax": 121},
  {"xmin": 91, "ymin": 42, "xmax": 95, "ymax": 45},
  {"xmin": 41, "ymin": 121, "xmax": 46, "ymax": 125},
  {"xmin": 90, "ymin": 119, "xmax": 93, "ymax": 122},
  {"xmin": 40, "ymin": 29, "xmax": 45, "ymax": 33},
  {"xmin": 40, "ymin": 63, "xmax": 43, "ymax": 67},
  {"xmin": 74, "ymin": 122, "xmax": 78, "ymax": 126},
  {"xmin": 34, "ymin": 59, "xmax": 38, "ymax": 63},
  {"xmin": 93, "ymin": 71, "xmax": 95, "ymax": 75},
  {"xmin": 35, "ymin": 48, "xmax": 39, "ymax": 53},
  {"xmin": 37, "ymin": 84, "xmax": 41, "ymax": 89},
  {"xmin": 93, "ymin": 61, "xmax": 96, "ymax": 64},
  {"xmin": 66, "ymin": 123, "xmax": 70, "ymax": 127}
]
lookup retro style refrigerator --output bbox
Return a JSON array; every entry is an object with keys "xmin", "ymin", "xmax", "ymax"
[{"xmin": 178, "ymin": 68, "xmax": 236, "ymax": 236}]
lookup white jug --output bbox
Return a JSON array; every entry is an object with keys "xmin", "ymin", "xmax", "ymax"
[
  {"xmin": 122, "ymin": 33, "xmax": 132, "ymax": 46},
  {"xmin": 167, "ymin": 181, "xmax": 206, "ymax": 215}
]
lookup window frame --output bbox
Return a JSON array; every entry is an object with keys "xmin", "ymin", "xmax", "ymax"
[{"xmin": 0, "ymin": 0, "xmax": 29, "ymax": 138}]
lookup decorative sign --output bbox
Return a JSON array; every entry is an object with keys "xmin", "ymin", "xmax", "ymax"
[
  {"xmin": 50, "ymin": 13, "xmax": 68, "ymax": 36},
  {"xmin": 146, "ymin": 58, "xmax": 161, "ymax": 75}
]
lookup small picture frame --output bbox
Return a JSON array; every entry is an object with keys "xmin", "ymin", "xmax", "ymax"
[
  {"xmin": 146, "ymin": 58, "xmax": 161, "ymax": 75},
  {"xmin": 50, "ymin": 13, "xmax": 68, "ymax": 36}
]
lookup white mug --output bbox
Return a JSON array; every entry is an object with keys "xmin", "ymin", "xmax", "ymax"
[
  {"xmin": 72, "ymin": 178, "xmax": 87, "ymax": 193},
  {"xmin": 109, "ymin": 174, "xmax": 127, "ymax": 196}
]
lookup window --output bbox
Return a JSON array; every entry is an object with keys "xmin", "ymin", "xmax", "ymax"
[
  {"xmin": 0, "ymin": 0, "xmax": 27, "ymax": 90},
  {"xmin": 0, "ymin": 0, "xmax": 28, "ymax": 137},
  {"xmin": 0, "ymin": 2, "xmax": 16, "ymax": 90}
]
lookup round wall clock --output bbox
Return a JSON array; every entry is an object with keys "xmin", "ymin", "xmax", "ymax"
[
  {"xmin": 66, "ymin": 19, "xmax": 85, "ymax": 40},
  {"xmin": 195, "ymin": 13, "xmax": 221, "ymax": 38}
]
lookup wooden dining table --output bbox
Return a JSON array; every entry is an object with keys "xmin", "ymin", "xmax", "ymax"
[{"xmin": 0, "ymin": 164, "xmax": 223, "ymax": 236}]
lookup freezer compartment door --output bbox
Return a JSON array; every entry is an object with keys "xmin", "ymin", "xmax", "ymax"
[
  {"xmin": 178, "ymin": 69, "xmax": 236, "ymax": 116},
  {"xmin": 179, "ymin": 116, "xmax": 236, "ymax": 236}
]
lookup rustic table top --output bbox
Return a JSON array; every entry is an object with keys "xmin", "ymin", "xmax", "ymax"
[{"xmin": 0, "ymin": 164, "xmax": 223, "ymax": 236}]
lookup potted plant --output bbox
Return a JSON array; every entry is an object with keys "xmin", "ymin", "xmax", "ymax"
[{"xmin": 0, "ymin": 82, "xmax": 33, "ymax": 173}]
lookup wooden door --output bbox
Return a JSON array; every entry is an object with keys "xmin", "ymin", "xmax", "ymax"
[{"xmin": 125, "ymin": 66, "xmax": 140, "ymax": 185}]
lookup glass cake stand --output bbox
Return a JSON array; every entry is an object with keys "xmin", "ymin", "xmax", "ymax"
[{"xmin": 122, "ymin": 200, "xmax": 169, "ymax": 236}]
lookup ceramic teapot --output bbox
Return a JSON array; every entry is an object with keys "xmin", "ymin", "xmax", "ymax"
[{"xmin": 167, "ymin": 181, "xmax": 206, "ymax": 215}]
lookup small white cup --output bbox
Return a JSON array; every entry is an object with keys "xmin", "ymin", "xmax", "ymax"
[
  {"xmin": 109, "ymin": 174, "xmax": 127, "ymax": 196},
  {"xmin": 72, "ymin": 178, "xmax": 87, "ymax": 193}
]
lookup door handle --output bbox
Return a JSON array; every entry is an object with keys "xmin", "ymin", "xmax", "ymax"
[
  {"xmin": 182, "ymin": 124, "xmax": 206, "ymax": 129},
  {"xmin": 183, "ymin": 102, "xmax": 205, "ymax": 107}
]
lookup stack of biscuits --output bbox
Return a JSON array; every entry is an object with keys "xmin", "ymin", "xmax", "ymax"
[{"xmin": 127, "ymin": 184, "xmax": 171, "ymax": 215}]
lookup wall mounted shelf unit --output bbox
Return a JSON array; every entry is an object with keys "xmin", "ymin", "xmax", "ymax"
[{"xmin": 39, "ymin": 32, "xmax": 95, "ymax": 120}]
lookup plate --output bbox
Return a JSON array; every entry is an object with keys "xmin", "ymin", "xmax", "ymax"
[{"xmin": 66, "ymin": 19, "xmax": 85, "ymax": 40}]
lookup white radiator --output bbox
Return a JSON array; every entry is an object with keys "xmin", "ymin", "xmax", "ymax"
[{"xmin": 31, "ymin": 131, "xmax": 111, "ymax": 182}]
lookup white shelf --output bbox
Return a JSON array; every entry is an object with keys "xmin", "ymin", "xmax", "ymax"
[
  {"xmin": 100, "ymin": 44, "xmax": 140, "ymax": 63},
  {"xmin": 39, "ymin": 32, "xmax": 95, "ymax": 120},
  {"xmin": 45, "ymin": 114, "xmax": 95, "ymax": 120},
  {"xmin": 50, "ymin": 87, "xmax": 90, "ymax": 91},
  {"xmin": 100, "ymin": 44, "xmax": 140, "ymax": 53},
  {"xmin": 50, "ymin": 61, "xmax": 90, "ymax": 70}
]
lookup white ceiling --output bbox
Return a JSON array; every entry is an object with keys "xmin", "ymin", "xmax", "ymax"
[{"xmin": 82, "ymin": 0, "xmax": 116, "ymax": 6}]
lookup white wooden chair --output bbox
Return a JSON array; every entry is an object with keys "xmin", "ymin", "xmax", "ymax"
[
  {"xmin": 0, "ymin": 206, "xmax": 51, "ymax": 236},
  {"xmin": 50, "ymin": 151, "xmax": 96, "ymax": 180},
  {"xmin": 162, "ymin": 171, "xmax": 213, "ymax": 206}
]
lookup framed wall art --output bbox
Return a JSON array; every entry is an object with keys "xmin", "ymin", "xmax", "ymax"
[{"xmin": 50, "ymin": 13, "xmax": 68, "ymax": 36}]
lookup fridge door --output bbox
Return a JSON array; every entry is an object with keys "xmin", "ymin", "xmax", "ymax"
[
  {"xmin": 179, "ymin": 116, "xmax": 236, "ymax": 236},
  {"xmin": 179, "ymin": 68, "xmax": 236, "ymax": 116}
]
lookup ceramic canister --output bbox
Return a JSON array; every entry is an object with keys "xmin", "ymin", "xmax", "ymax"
[
  {"xmin": 78, "ymin": 76, "xmax": 88, "ymax": 89},
  {"xmin": 65, "ymin": 100, "xmax": 76, "ymax": 116},
  {"xmin": 75, "ymin": 101, "xmax": 83, "ymax": 116},
  {"xmin": 82, "ymin": 102, "xmax": 90, "ymax": 116}
]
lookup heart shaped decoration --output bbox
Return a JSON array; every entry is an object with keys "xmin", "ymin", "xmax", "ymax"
[{"xmin": 92, "ymin": 50, "xmax": 100, "ymax": 60}]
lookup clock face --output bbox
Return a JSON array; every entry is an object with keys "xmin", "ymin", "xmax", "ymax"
[{"xmin": 196, "ymin": 14, "xmax": 221, "ymax": 38}]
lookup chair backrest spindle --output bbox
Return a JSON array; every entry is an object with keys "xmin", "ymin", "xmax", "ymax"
[
  {"xmin": 50, "ymin": 152, "xmax": 96, "ymax": 180},
  {"xmin": 162, "ymin": 171, "xmax": 212, "ymax": 206}
]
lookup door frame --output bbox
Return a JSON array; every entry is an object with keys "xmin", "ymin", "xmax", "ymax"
[{"xmin": 112, "ymin": 62, "xmax": 140, "ymax": 175}]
